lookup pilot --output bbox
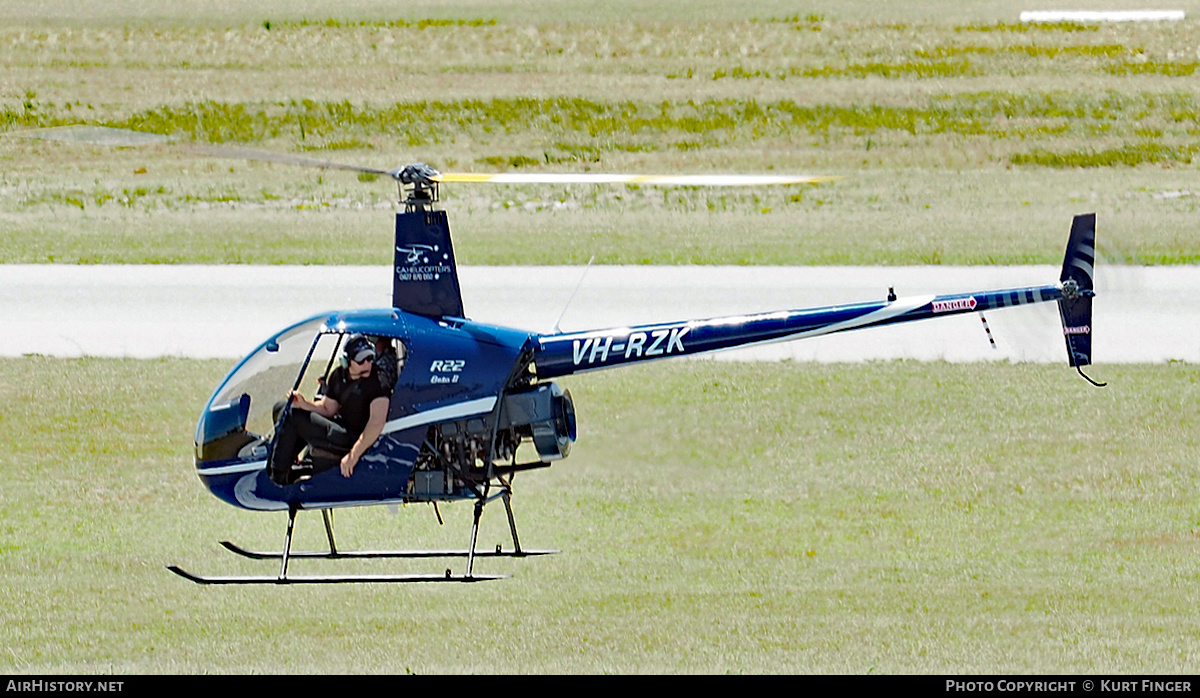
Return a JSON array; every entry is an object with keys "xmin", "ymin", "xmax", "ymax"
[{"xmin": 268, "ymin": 334, "xmax": 392, "ymax": 484}]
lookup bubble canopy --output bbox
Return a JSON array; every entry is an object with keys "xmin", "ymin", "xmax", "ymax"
[{"xmin": 194, "ymin": 310, "xmax": 409, "ymax": 463}]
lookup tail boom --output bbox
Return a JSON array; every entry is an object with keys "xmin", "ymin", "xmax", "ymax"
[
  {"xmin": 533, "ymin": 213, "xmax": 1097, "ymax": 381},
  {"xmin": 533, "ymin": 284, "xmax": 1062, "ymax": 378}
]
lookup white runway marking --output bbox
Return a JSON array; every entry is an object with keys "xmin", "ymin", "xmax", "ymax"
[
  {"xmin": 0, "ymin": 264, "xmax": 1194, "ymax": 363},
  {"xmin": 1020, "ymin": 10, "xmax": 1186, "ymax": 22}
]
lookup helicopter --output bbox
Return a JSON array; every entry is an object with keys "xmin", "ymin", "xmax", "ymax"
[
  {"xmin": 150, "ymin": 153, "xmax": 1102, "ymax": 584},
  {"xmin": 19, "ymin": 126, "xmax": 1100, "ymax": 583}
]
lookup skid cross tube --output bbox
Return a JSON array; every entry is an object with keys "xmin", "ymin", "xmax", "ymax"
[
  {"xmin": 503, "ymin": 490, "xmax": 523, "ymax": 555},
  {"xmin": 466, "ymin": 501, "xmax": 484, "ymax": 576},
  {"xmin": 279, "ymin": 504, "xmax": 298, "ymax": 580},
  {"xmin": 322, "ymin": 509, "xmax": 338, "ymax": 555}
]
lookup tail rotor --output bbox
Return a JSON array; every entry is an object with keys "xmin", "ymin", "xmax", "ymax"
[{"xmin": 1058, "ymin": 214, "xmax": 1105, "ymax": 387}]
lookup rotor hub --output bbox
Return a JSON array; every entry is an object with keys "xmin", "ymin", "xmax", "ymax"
[{"xmin": 387, "ymin": 163, "xmax": 442, "ymax": 211}]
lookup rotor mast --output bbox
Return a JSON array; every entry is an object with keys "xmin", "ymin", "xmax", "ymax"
[{"xmin": 387, "ymin": 163, "xmax": 442, "ymax": 212}]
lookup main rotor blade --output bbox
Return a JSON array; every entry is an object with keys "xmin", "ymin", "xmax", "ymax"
[
  {"xmin": 11, "ymin": 126, "xmax": 838, "ymax": 186},
  {"xmin": 8, "ymin": 125, "xmax": 395, "ymax": 178},
  {"xmin": 9, "ymin": 125, "xmax": 173, "ymax": 147},
  {"xmin": 190, "ymin": 143, "xmax": 393, "ymax": 178},
  {"xmin": 435, "ymin": 172, "xmax": 836, "ymax": 186}
]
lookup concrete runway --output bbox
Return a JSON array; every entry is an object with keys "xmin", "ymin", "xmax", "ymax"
[{"xmin": 1, "ymin": 264, "xmax": 1194, "ymax": 364}]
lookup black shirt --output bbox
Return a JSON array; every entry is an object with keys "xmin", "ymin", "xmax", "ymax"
[{"xmin": 325, "ymin": 366, "xmax": 392, "ymax": 437}]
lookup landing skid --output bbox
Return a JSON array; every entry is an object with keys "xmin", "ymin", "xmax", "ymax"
[
  {"xmin": 170, "ymin": 490, "xmax": 550, "ymax": 585},
  {"xmin": 166, "ymin": 565, "xmax": 509, "ymax": 585},
  {"xmin": 219, "ymin": 540, "xmax": 559, "ymax": 560}
]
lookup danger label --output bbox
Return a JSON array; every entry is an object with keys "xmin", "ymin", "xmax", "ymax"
[{"xmin": 932, "ymin": 297, "xmax": 977, "ymax": 313}]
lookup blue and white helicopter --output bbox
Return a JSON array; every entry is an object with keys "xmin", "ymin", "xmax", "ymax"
[{"xmin": 170, "ymin": 162, "xmax": 1102, "ymax": 585}]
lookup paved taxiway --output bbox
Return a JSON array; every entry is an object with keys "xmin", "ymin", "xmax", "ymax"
[{"xmin": 1, "ymin": 264, "xmax": 1194, "ymax": 363}]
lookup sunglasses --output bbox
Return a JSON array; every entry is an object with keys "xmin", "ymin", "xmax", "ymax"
[{"xmin": 352, "ymin": 355, "xmax": 374, "ymax": 364}]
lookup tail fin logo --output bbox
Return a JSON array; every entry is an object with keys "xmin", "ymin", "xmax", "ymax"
[{"xmin": 396, "ymin": 244, "xmax": 438, "ymax": 264}]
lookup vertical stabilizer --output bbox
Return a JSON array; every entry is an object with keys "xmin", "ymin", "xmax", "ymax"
[
  {"xmin": 392, "ymin": 210, "xmax": 465, "ymax": 318},
  {"xmin": 1058, "ymin": 213, "xmax": 1096, "ymax": 367}
]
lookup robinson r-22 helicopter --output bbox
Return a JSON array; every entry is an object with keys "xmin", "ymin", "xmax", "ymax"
[{"xmin": 147, "ymin": 149, "xmax": 1103, "ymax": 584}]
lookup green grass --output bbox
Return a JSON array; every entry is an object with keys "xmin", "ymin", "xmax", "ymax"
[
  {"xmin": 7, "ymin": 91, "xmax": 1200, "ymax": 166},
  {"xmin": 2, "ymin": 357, "xmax": 1198, "ymax": 673},
  {"xmin": 1, "ymin": 8, "xmax": 1199, "ymax": 265},
  {"xmin": 4, "ymin": 0, "xmax": 1200, "ymax": 25},
  {"xmin": 1013, "ymin": 142, "xmax": 1200, "ymax": 168}
]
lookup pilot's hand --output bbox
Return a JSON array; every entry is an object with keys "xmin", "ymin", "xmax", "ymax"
[{"xmin": 340, "ymin": 452, "xmax": 359, "ymax": 478}]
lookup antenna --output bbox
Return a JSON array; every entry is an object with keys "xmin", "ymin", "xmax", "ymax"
[{"xmin": 552, "ymin": 256, "xmax": 596, "ymax": 334}]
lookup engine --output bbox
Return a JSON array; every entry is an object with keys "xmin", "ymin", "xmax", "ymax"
[
  {"xmin": 408, "ymin": 381, "xmax": 577, "ymax": 497},
  {"xmin": 498, "ymin": 382, "xmax": 577, "ymax": 461}
]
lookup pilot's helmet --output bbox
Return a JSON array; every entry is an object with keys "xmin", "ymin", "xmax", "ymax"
[{"xmin": 343, "ymin": 334, "xmax": 376, "ymax": 364}]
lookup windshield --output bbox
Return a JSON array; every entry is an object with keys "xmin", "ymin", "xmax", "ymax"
[{"xmin": 203, "ymin": 317, "xmax": 342, "ymax": 442}]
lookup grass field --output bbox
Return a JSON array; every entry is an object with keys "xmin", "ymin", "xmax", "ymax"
[
  {"xmin": 2, "ymin": 1, "xmax": 1199, "ymax": 264},
  {"xmin": 2, "ymin": 357, "xmax": 1199, "ymax": 674}
]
